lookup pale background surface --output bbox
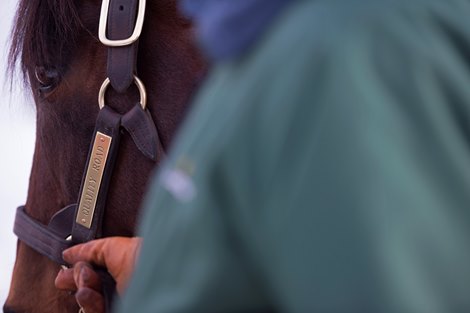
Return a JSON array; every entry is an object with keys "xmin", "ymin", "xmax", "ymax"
[{"xmin": 0, "ymin": 0, "xmax": 37, "ymax": 306}]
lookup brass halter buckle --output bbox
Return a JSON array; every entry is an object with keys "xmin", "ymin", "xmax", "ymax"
[
  {"xmin": 98, "ymin": 75, "xmax": 147, "ymax": 110},
  {"xmin": 98, "ymin": 0, "xmax": 147, "ymax": 47}
]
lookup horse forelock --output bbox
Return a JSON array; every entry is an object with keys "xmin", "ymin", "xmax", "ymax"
[{"xmin": 8, "ymin": 0, "xmax": 82, "ymax": 84}]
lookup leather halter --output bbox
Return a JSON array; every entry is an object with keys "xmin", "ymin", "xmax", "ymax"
[{"xmin": 13, "ymin": 0, "xmax": 157, "ymax": 311}]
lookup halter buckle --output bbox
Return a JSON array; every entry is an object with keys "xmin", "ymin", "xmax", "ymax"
[{"xmin": 98, "ymin": 0, "xmax": 146, "ymax": 47}]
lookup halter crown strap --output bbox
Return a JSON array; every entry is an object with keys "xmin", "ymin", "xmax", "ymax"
[{"xmin": 104, "ymin": 0, "xmax": 142, "ymax": 92}]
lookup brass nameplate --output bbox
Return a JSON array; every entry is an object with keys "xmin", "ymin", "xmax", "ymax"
[{"xmin": 76, "ymin": 132, "xmax": 112, "ymax": 229}]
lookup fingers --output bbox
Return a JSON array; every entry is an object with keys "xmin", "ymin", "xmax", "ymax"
[
  {"xmin": 76, "ymin": 287, "xmax": 105, "ymax": 313},
  {"xmin": 62, "ymin": 237, "xmax": 141, "ymax": 275},
  {"xmin": 55, "ymin": 262, "xmax": 103, "ymax": 293},
  {"xmin": 55, "ymin": 268, "xmax": 76, "ymax": 292},
  {"xmin": 55, "ymin": 262, "xmax": 106, "ymax": 313},
  {"xmin": 62, "ymin": 237, "xmax": 143, "ymax": 296},
  {"xmin": 73, "ymin": 262, "xmax": 102, "ymax": 293}
]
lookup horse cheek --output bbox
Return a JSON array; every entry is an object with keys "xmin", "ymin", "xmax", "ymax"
[{"xmin": 5, "ymin": 242, "xmax": 79, "ymax": 313}]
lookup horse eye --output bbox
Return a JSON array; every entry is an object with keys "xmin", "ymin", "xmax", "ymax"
[{"xmin": 34, "ymin": 66, "xmax": 60, "ymax": 92}]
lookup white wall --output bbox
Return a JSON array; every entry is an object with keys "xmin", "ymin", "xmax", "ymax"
[{"xmin": 0, "ymin": 0, "xmax": 37, "ymax": 306}]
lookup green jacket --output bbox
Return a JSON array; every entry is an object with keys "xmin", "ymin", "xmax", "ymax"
[{"xmin": 118, "ymin": 0, "xmax": 470, "ymax": 312}]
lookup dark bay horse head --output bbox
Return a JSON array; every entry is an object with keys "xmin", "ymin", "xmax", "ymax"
[{"xmin": 4, "ymin": 0, "xmax": 206, "ymax": 312}]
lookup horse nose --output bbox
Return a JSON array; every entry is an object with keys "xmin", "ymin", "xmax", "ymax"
[{"xmin": 3, "ymin": 305, "xmax": 17, "ymax": 313}]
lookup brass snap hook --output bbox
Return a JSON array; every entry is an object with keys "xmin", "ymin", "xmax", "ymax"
[{"xmin": 98, "ymin": 75, "xmax": 147, "ymax": 110}]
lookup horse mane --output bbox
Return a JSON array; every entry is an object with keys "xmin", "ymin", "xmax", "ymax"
[{"xmin": 8, "ymin": 0, "xmax": 82, "ymax": 82}]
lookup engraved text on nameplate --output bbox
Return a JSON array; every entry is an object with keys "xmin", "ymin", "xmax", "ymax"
[{"xmin": 76, "ymin": 132, "xmax": 112, "ymax": 228}]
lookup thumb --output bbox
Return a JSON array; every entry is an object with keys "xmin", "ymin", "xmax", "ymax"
[{"xmin": 63, "ymin": 238, "xmax": 109, "ymax": 268}]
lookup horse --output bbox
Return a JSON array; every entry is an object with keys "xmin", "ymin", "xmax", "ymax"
[{"xmin": 3, "ymin": 0, "xmax": 206, "ymax": 312}]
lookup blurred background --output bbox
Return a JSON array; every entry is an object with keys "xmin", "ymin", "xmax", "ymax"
[{"xmin": 0, "ymin": 0, "xmax": 36, "ymax": 305}]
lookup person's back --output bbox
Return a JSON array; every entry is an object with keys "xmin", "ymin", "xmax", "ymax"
[{"xmin": 61, "ymin": 0, "xmax": 470, "ymax": 312}]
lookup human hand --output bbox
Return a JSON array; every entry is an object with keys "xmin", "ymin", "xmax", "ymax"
[{"xmin": 55, "ymin": 237, "xmax": 142, "ymax": 313}]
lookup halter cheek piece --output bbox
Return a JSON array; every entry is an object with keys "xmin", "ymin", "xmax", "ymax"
[{"xmin": 13, "ymin": 0, "xmax": 157, "ymax": 311}]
